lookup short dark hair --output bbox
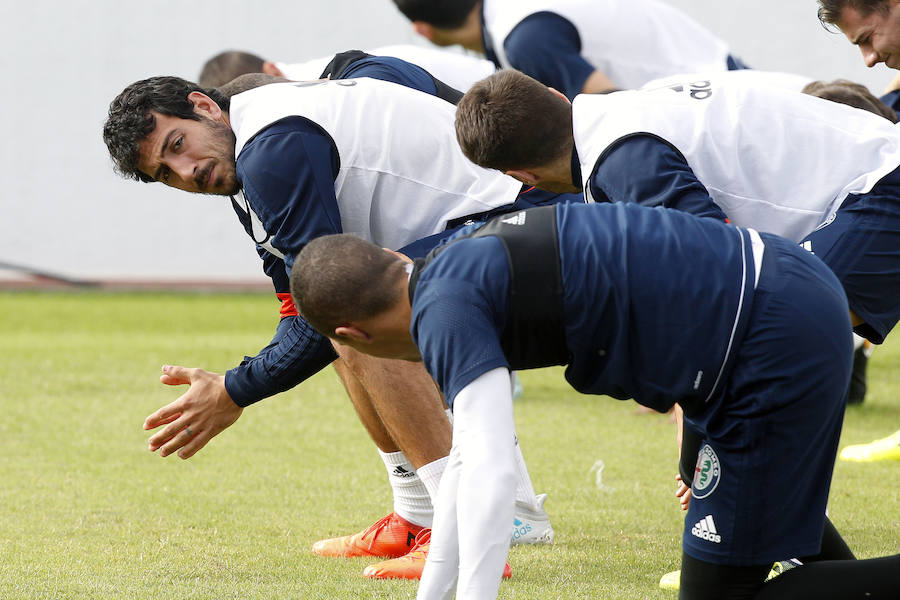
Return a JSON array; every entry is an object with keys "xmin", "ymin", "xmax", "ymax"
[
  {"xmin": 217, "ymin": 73, "xmax": 289, "ymax": 98},
  {"xmin": 817, "ymin": 0, "xmax": 888, "ymax": 26},
  {"xmin": 455, "ymin": 70, "xmax": 573, "ymax": 171},
  {"xmin": 290, "ymin": 234, "xmax": 406, "ymax": 336},
  {"xmin": 392, "ymin": 0, "xmax": 479, "ymax": 28},
  {"xmin": 102, "ymin": 76, "xmax": 229, "ymax": 182},
  {"xmin": 802, "ymin": 79, "xmax": 898, "ymax": 122},
  {"xmin": 199, "ymin": 50, "xmax": 266, "ymax": 88}
]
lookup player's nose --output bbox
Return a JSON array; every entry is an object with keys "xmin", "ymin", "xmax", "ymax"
[{"xmin": 861, "ymin": 45, "xmax": 882, "ymax": 68}]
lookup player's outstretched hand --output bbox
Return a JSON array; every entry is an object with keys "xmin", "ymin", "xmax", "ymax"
[
  {"xmin": 675, "ymin": 474, "xmax": 692, "ymax": 511},
  {"xmin": 143, "ymin": 365, "xmax": 244, "ymax": 459}
]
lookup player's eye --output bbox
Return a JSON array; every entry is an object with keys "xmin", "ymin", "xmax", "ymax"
[{"xmin": 173, "ymin": 136, "xmax": 183, "ymax": 150}]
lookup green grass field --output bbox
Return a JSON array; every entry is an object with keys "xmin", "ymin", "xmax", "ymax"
[{"xmin": 1, "ymin": 291, "xmax": 897, "ymax": 599}]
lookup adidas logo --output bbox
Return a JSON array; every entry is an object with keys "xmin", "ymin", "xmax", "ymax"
[
  {"xmin": 501, "ymin": 212, "xmax": 526, "ymax": 226},
  {"xmin": 511, "ymin": 517, "xmax": 533, "ymax": 540},
  {"xmin": 691, "ymin": 515, "xmax": 722, "ymax": 544},
  {"xmin": 391, "ymin": 466, "xmax": 416, "ymax": 479}
]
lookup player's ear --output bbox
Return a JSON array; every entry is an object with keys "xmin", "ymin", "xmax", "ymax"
[
  {"xmin": 384, "ymin": 248, "xmax": 413, "ymax": 264},
  {"xmin": 412, "ymin": 21, "xmax": 436, "ymax": 41},
  {"xmin": 505, "ymin": 169, "xmax": 540, "ymax": 187},
  {"xmin": 334, "ymin": 325, "xmax": 370, "ymax": 343},
  {"xmin": 187, "ymin": 91, "xmax": 222, "ymax": 120},
  {"xmin": 547, "ymin": 87, "xmax": 572, "ymax": 104},
  {"xmin": 262, "ymin": 61, "xmax": 285, "ymax": 78}
]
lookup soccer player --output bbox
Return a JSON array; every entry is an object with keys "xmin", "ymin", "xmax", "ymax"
[
  {"xmin": 817, "ymin": 0, "xmax": 900, "ymax": 70},
  {"xmin": 816, "ymin": 0, "xmax": 900, "ymax": 462},
  {"xmin": 802, "ymin": 78, "xmax": 895, "ymax": 409},
  {"xmin": 198, "ymin": 46, "xmax": 496, "ymax": 92},
  {"xmin": 391, "ymin": 0, "xmax": 747, "ymax": 99},
  {"xmin": 453, "ymin": 69, "xmax": 900, "ymax": 584},
  {"xmin": 102, "ymin": 58, "xmax": 571, "ymax": 579},
  {"xmin": 803, "ymin": 78, "xmax": 899, "ymax": 121},
  {"xmin": 455, "ymin": 69, "xmax": 900, "ymax": 349},
  {"xmin": 290, "ymin": 204, "xmax": 900, "ymax": 600}
]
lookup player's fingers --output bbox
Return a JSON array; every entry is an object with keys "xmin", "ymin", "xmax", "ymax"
[
  {"xmin": 148, "ymin": 412, "xmax": 180, "ymax": 428},
  {"xmin": 159, "ymin": 364, "xmax": 193, "ymax": 385},
  {"xmin": 157, "ymin": 424, "xmax": 196, "ymax": 458},
  {"xmin": 144, "ymin": 399, "xmax": 184, "ymax": 430},
  {"xmin": 176, "ymin": 430, "xmax": 210, "ymax": 460},
  {"xmin": 147, "ymin": 416, "xmax": 189, "ymax": 451}
]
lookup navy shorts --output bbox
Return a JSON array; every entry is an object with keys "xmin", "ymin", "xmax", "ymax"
[
  {"xmin": 683, "ymin": 234, "xmax": 852, "ymax": 566},
  {"xmin": 802, "ymin": 166, "xmax": 900, "ymax": 344},
  {"xmin": 398, "ymin": 188, "xmax": 583, "ymax": 258}
]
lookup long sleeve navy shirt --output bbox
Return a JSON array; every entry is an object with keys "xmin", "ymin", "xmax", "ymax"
[{"xmin": 585, "ymin": 135, "xmax": 728, "ymax": 222}]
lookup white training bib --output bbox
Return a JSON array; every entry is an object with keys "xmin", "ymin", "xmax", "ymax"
[
  {"xmin": 573, "ymin": 76, "xmax": 900, "ymax": 241},
  {"xmin": 642, "ymin": 69, "xmax": 813, "ymax": 94},
  {"xmin": 482, "ymin": 0, "xmax": 731, "ymax": 89},
  {"xmin": 229, "ymin": 78, "xmax": 521, "ymax": 251}
]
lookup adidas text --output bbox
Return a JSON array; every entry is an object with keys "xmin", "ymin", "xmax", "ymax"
[
  {"xmin": 691, "ymin": 515, "xmax": 722, "ymax": 544},
  {"xmin": 511, "ymin": 522, "xmax": 533, "ymax": 541}
]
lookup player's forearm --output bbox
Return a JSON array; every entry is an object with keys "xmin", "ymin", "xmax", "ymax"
[
  {"xmin": 224, "ymin": 315, "xmax": 338, "ymax": 406},
  {"xmin": 418, "ymin": 445, "xmax": 462, "ymax": 600},
  {"xmin": 454, "ymin": 368, "xmax": 518, "ymax": 599}
]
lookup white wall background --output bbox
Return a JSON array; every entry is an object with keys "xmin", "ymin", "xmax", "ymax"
[{"xmin": 1, "ymin": 0, "xmax": 894, "ymax": 283}]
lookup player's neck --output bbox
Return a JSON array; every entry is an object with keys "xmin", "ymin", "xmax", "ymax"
[{"xmin": 455, "ymin": 2, "xmax": 485, "ymax": 53}]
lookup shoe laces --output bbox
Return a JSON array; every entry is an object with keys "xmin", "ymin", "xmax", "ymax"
[
  {"xmin": 361, "ymin": 513, "xmax": 396, "ymax": 552},
  {"xmin": 408, "ymin": 528, "xmax": 431, "ymax": 556}
]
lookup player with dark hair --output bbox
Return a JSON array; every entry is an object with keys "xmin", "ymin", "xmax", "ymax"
[
  {"xmin": 815, "ymin": 0, "xmax": 900, "ymax": 463},
  {"xmin": 103, "ymin": 58, "xmax": 570, "ymax": 580},
  {"xmin": 290, "ymin": 203, "xmax": 900, "ymax": 600},
  {"xmin": 803, "ymin": 78, "xmax": 899, "ymax": 121},
  {"xmin": 455, "ymin": 69, "xmax": 900, "ymax": 585},
  {"xmin": 817, "ymin": 0, "xmax": 899, "ymax": 70},
  {"xmin": 392, "ymin": 0, "xmax": 747, "ymax": 98},
  {"xmin": 455, "ymin": 70, "xmax": 900, "ymax": 346},
  {"xmin": 198, "ymin": 50, "xmax": 270, "ymax": 88}
]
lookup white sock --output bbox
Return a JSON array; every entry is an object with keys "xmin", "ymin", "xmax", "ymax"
[
  {"xmin": 379, "ymin": 450, "xmax": 433, "ymax": 528},
  {"xmin": 514, "ymin": 434, "xmax": 539, "ymax": 506},
  {"xmin": 417, "ymin": 455, "xmax": 449, "ymax": 507}
]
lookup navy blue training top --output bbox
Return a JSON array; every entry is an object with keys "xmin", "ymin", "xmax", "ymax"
[
  {"xmin": 483, "ymin": 11, "xmax": 749, "ymax": 100},
  {"xmin": 584, "ymin": 135, "xmax": 729, "ymax": 222},
  {"xmin": 502, "ymin": 12, "xmax": 594, "ymax": 100},
  {"xmin": 880, "ymin": 89, "xmax": 900, "ymax": 114},
  {"xmin": 411, "ymin": 202, "xmax": 757, "ymax": 410},
  {"xmin": 224, "ymin": 57, "xmax": 445, "ymax": 405}
]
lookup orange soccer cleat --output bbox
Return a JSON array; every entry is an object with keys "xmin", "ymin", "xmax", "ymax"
[
  {"xmin": 312, "ymin": 512, "xmax": 424, "ymax": 558},
  {"xmin": 363, "ymin": 529, "xmax": 513, "ymax": 580}
]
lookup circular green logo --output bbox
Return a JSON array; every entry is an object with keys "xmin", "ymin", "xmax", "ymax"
[{"xmin": 693, "ymin": 444, "xmax": 721, "ymax": 499}]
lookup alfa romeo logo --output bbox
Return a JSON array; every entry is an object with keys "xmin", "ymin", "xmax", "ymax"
[{"xmin": 693, "ymin": 444, "xmax": 721, "ymax": 499}]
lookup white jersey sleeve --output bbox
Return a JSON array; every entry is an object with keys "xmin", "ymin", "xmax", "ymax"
[{"xmin": 418, "ymin": 367, "xmax": 517, "ymax": 599}]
